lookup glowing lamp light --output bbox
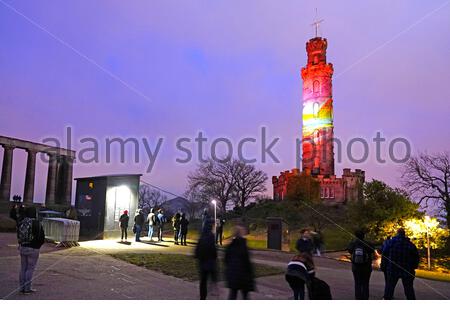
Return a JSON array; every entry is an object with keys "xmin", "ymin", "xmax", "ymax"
[
  {"xmin": 211, "ymin": 200, "xmax": 217, "ymax": 234},
  {"xmin": 424, "ymin": 215, "xmax": 438, "ymax": 230}
]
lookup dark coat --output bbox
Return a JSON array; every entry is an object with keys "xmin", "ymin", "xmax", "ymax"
[
  {"xmin": 194, "ymin": 231, "xmax": 217, "ymax": 272},
  {"xmin": 9, "ymin": 206, "xmax": 18, "ymax": 221},
  {"xmin": 19, "ymin": 219, "xmax": 45, "ymax": 250},
  {"xmin": 347, "ymin": 238, "xmax": 375, "ymax": 270},
  {"xmin": 224, "ymin": 237, "xmax": 255, "ymax": 291},
  {"xmin": 172, "ymin": 214, "xmax": 181, "ymax": 230},
  {"xmin": 134, "ymin": 214, "xmax": 144, "ymax": 227},
  {"xmin": 383, "ymin": 235, "xmax": 419, "ymax": 277},
  {"xmin": 119, "ymin": 214, "xmax": 129, "ymax": 228},
  {"xmin": 180, "ymin": 217, "xmax": 189, "ymax": 233},
  {"xmin": 286, "ymin": 252, "xmax": 315, "ymax": 282},
  {"xmin": 296, "ymin": 238, "xmax": 313, "ymax": 253}
]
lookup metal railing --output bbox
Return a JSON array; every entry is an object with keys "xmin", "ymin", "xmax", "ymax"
[{"xmin": 42, "ymin": 218, "xmax": 80, "ymax": 247}]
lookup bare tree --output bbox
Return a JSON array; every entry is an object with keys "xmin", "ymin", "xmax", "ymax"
[
  {"xmin": 402, "ymin": 152, "xmax": 450, "ymax": 226},
  {"xmin": 232, "ymin": 160, "xmax": 268, "ymax": 210},
  {"xmin": 139, "ymin": 185, "xmax": 168, "ymax": 212},
  {"xmin": 183, "ymin": 189, "xmax": 205, "ymax": 219},
  {"xmin": 186, "ymin": 158, "xmax": 268, "ymax": 213},
  {"xmin": 186, "ymin": 158, "xmax": 236, "ymax": 211}
]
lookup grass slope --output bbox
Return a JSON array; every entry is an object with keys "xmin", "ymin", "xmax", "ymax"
[{"xmin": 111, "ymin": 253, "xmax": 283, "ymax": 282}]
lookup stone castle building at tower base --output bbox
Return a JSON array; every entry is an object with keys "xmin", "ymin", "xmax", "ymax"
[{"xmin": 272, "ymin": 167, "xmax": 365, "ymax": 205}]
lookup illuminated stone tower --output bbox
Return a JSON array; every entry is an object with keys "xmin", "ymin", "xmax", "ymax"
[
  {"xmin": 300, "ymin": 36, "xmax": 334, "ymax": 176},
  {"xmin": 272, "ymin": 24, "xmax": 365, "ymax": 203}
]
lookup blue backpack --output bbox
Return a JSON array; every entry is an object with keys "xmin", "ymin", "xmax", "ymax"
[{"xmin": 158, "ymin": 214, "xmax": 166, "ymax": 224}]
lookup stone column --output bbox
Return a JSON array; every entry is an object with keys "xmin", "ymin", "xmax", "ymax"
[
  {"xmin": 45, "ymin": 153, "xmax": 58, "ymax": 205},
  {"xmin": 63, "ymin": 156, "xmax": 74, "ymax": 206},
  {"xmin": 0, "ymin": 145, "xmax": 15, "ymax": 201},
  {"xmin": 23, "ymin": 149, "xmax": 37, "ymax": 203}
]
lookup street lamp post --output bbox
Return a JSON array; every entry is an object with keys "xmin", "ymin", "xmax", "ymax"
[
  {"xmin": 425, "ymin": 216, "xmax": 432, "ymax": 270},
  {"xmin": 211, "ymin": 200, "xmax": 217, "ymax": 234}
]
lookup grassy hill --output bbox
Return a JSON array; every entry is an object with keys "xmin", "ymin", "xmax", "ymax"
[{"xmin": 226, "ymin": 200, "xmax": 354, "ymax": 252}]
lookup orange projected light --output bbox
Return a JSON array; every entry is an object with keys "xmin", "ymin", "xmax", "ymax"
[{"xmin": 302, "ymin": 98, "xmax": 333, "ymax": 136}]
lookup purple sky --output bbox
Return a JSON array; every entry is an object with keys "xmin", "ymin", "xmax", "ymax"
[{"xmin": 1, "ymin": 0, "xmax": 449, "ymax": 203}]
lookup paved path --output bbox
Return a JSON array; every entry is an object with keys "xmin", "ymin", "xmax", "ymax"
[
  {"xmin": 250, "ymin": 250, "xmax": 450, "ymax": 300},
  {"xmin": 1, "ymin": 233, "xmax": 449, "ymax": 299}
]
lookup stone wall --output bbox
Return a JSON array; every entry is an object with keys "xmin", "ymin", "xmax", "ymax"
[{"xmin": 272, "ymin": 168, "xmax": 365, "ymax": 205}]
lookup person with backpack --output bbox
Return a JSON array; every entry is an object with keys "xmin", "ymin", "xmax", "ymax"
[
  {"xmin": 286, "ymin": 236, "xmax": 315, "ymax": 299},
  {"xmin": 134, "ymin": 209, "xmax": 144, "ymax": 242},
  {"xmin": 17, "ymin": 207, "xmax": 45, "ymax": 294},
  {"xmin": 172, "ymin": 212, "xmax": 181, "ymax": 245},
  {"xmin": 119, "ymin": 210, "xmax": 129, "ymax": 242},
  {"xmin": 156, "ymin": 209, "xmax": 166, "ymax": 242},
  {"xmin": 382, "ymin": 228, "xmax": 420, "ymax": 300},
  {"xmin": 347, "ymin": 230, "xmax": 375, "ymax": 300},
  {"xmin": 179, "ymin": 213, "xmax": 189, "ymax": 246},
  {"xmin": 194, "ymin": 221, "xmax": 217, "ymax": 300},
  {"xmin": 147, "ymin": 208, "xmax": 156, "ymax": 241}
]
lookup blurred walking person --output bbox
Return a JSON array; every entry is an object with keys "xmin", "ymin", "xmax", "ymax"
[
  {"xmin": 194, "ymin": 222, "xmax": 217, "ymax": 300},
  {"xmin": 147, "ymin": 208, "xmax": 156, "ymax": 241},
  {"xmin": 179, "ymin": 213, "xmax": 189, "ymax": 246},
  {"xmin": 285, "ymin": 237, "xmax": 315, "ymax": 300},
  {"xmin": 224, "ymin": 226, "xmax": 255, "ymax": 299},
  {"xmin": 296, "ymin": 229, "xmax": 313, "ymax": 254},
  {"xmin": 312, "ymin": 231, "xmax": 323, "ymax": 256},
  {"xmin": 383, "ymin": 228, "xmax": 419, "ymax": 300},
  {"xmin": 134, "ymin": 209, "xmax": 144, "ymax": 242},
  {"xmin": 201, "ymin": 208, "xmax": 210, "ymax": 230},
  {"xmin": 119, "ymin": 210, "xmax": 129, "ymax": 242},
  {"xmin": 17, "ymin": 207, "xmax": 45, "ymax": 294},
  {"xmin": 347, "ymin": 230, "xmax": 375, "ymax": 300}
]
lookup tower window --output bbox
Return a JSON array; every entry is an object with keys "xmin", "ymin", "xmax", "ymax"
[
  {"xmin": 313, "ymin": 102, "xmax": 319, "ymax": 117},
  {"xmin": 313, "ymin": 55, "xmax": 319, "ymax": 65},
  {"xmin": 313, "ymin": 80, "xmax": 320, "ymax": 94},
  {"xmin": 313, "ymin": 130, "xmax": 320, "ymax": 143}
]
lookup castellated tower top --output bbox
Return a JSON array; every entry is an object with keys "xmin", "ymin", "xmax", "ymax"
[{"xmin": 306, "ymin": 37, "xmax": 328, "ymax": 66}]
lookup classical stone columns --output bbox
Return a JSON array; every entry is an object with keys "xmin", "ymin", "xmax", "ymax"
[
  {"xmin": 63, "ymin": 156, "xmax": 74, "ymax": 206},
  {"xmin": 23, "ymin": 149, "xmax": 37, "ymax": 203},
  {"xmin": 45, "ymin": 153, "xmax": 58, "ymax": 205},
  {"xmin": 0, "ymin": 135, "xmax": 75, "ymax": 206},
  {"xmin": 45, "ymin": 154, "xmax": 74, "ymax": 206},
  {"xmin": 0, "ymin": 145, "xmax": 15, "ymax": 201}
]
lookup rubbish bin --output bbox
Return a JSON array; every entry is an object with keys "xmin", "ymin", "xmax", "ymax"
[{"xmin": 266, "ymin": 217, "xmax": 290, "ymax": 251}]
